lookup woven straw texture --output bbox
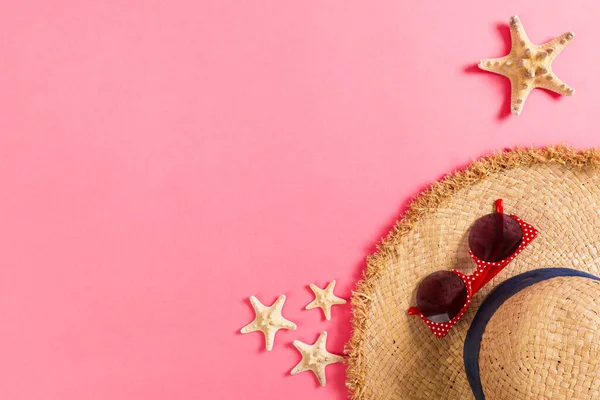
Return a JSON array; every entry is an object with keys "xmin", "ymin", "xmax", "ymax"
[
  {"xmin": 480, "ymin": 277, "xmax": 600, "ymax": 400},
  {"xmin": 346, "ymin": 146, "xmax": 600, "ymax": 400}
]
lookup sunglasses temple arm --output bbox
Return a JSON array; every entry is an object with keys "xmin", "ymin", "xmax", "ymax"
[
  {"xmin": 472, "ymin": 264, "xmax": 506, "ymax": 293},
  {"xmin": 496, "ymin": 199, "xmax": 503, "ymax": 214},
  {"xmin": 407, "ymin": 307, "xmax": 420, "ymax": 315}
]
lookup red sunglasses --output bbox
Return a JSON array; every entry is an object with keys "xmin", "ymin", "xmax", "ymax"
[{"xmin": 408, "ymin": 199, "xmax": 538, "ymax": 338}]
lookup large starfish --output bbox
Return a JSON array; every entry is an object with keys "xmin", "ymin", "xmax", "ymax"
[
  {"xmin": 290, "ymin": 331, "xmax": 344, "ymax": 387},
  {"xmin": 305, "ymin": 280, "xmax": 347, "ymax": 321},
  {"xmin": 240, "ymin": 294, "xmax": 297, "ymax": 351},
  {"xmin": 478, "ymin": 15, "xmax": 575, "ymax": 115}
]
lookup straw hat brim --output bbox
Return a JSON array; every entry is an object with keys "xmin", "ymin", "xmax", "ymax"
[{"xmin": 345, "ymin": 146, "xmax": 600, "ymax": 400}]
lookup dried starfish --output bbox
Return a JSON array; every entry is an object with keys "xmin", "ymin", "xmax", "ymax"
[
  {"xmin": 240, "ymin": 294, "xmax": 297, "ymax": 351},
  {"xmin": 305, "ymin": 280, "xmax": 347, "ymax": 320},
  {"xmin": 478, "ymin": 15, "xmax": 575, "ymax": 115},
  {"xmin": 290, "ymin": 331, "xmax": 344, "ymax": 387}
]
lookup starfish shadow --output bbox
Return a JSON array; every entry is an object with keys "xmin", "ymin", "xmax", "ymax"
[
  {"xmin": 496, "ymin": 23, "xmax": 512, "ymax": 54},
  {"xmin": 539, "ymin": 88, "xmax": 563, "ymax": 100},
  {"xmin": 465, "ymin": 63, "xmax": 513, "ymax": 121},
  {"xmin": 464, "ymin": 23, "xmax": 514, "ymax": 121},
  {"xmin": 283, "ymin": 340, "xmax": 300, "ymax": 378}
]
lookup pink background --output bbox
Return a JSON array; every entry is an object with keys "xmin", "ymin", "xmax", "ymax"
[{"xmin": 0, "ymin": 1, "xmax": 599, "ymax": 399}]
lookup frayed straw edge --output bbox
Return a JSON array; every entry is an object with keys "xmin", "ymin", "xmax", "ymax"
[{"xmin": 344, "ymin": 145, "xmax": 600, "ymax": 399}]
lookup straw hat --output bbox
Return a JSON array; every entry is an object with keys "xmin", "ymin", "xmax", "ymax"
[{"xmin": 346, "ymin": 146, "xmax": 600, "ymax": 400}]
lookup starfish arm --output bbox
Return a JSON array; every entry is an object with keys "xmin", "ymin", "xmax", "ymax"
[
  {"xmin": 510, "ymin": 77, "xmax": 534, "ymax": 115},
  {"xmin": 273, "ymin": 294, "xmax": 287, "ymax": 311},
  {"xmin": 290, "ymin": 361, "xmax": 307, "ymax": 376},
  {"xmin": 541, "ymin": 31, "xmax": 575, "ymax": 60},
  {"xmin": 326, "ymin": 281, "xmax": 346, "ymax": 301},
  {"xmin": 309, "ymin": 283, "xmax": 320, "ymax": 294},
  {"xmin": 538, "ymin": 74, "xmax": 575, "ymax": 96},
  {"xmin": 478, "ymin": 57, "xmax": 509, "ymax": 74},
  {"xmin": 316, "ymin": 331, "xmax": 329, "ymax": 348},
  {"xmin": 314, "ymin": 365, "xmax": 327, "ymax": 387},
  {"xmin": 322, "ymin": 304, "xmax": 332, "ymax": 320},
  {"xmin": 331, "ymin": 296, "xmax": 347, "ymax": 305},
  {"xmin": 249, "ymin": 296, "xmax": 265, "ymax": 312},
  {"xmin": 240, "ymin": 320, "xmax": 257, "ymax": 334},
  {"xmin": 508, "ymin": 15, "xmax": 531, "ymax": 48},
  {"xmin": 263, "ymin": 327, "xmax": 277, "ymax": 351},
  {"xmin": 305, "ymin": 300, "xmax": 319, "ymax": 310},
  {"xmin": 293, "ymin": 340, "xmax": 311, "ymax": 353},
  {"xmin": 279, "ymin": 317, "xmax": 297, "ymax": 330},
  {"xmin": 326, "ymin": 353, "xmax": 345, "ymax": 364}
]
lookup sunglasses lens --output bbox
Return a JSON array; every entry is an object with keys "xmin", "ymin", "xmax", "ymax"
[
  {"xmin": 416, "ymin": 271, "xmax": 467, "ymax": 323},
  {"xmin": 468, "ymin": 213, "xmax": 523, "ymax": 262}
]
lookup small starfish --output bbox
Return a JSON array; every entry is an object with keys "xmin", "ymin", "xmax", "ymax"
[
  {"xmin": 478, "ymin": 15, "xmax": 575, "ymax": 115},
  {"xmin": 305, "ymin": 280, "xmax": 347, "ymax": 320},
  {"xmin": 240, "ymin": 294, "xmax": 297, "ymax": 351},
  {"xmin": 290, "ymin": 331, "xmax": 344, "ymax": 387}
]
